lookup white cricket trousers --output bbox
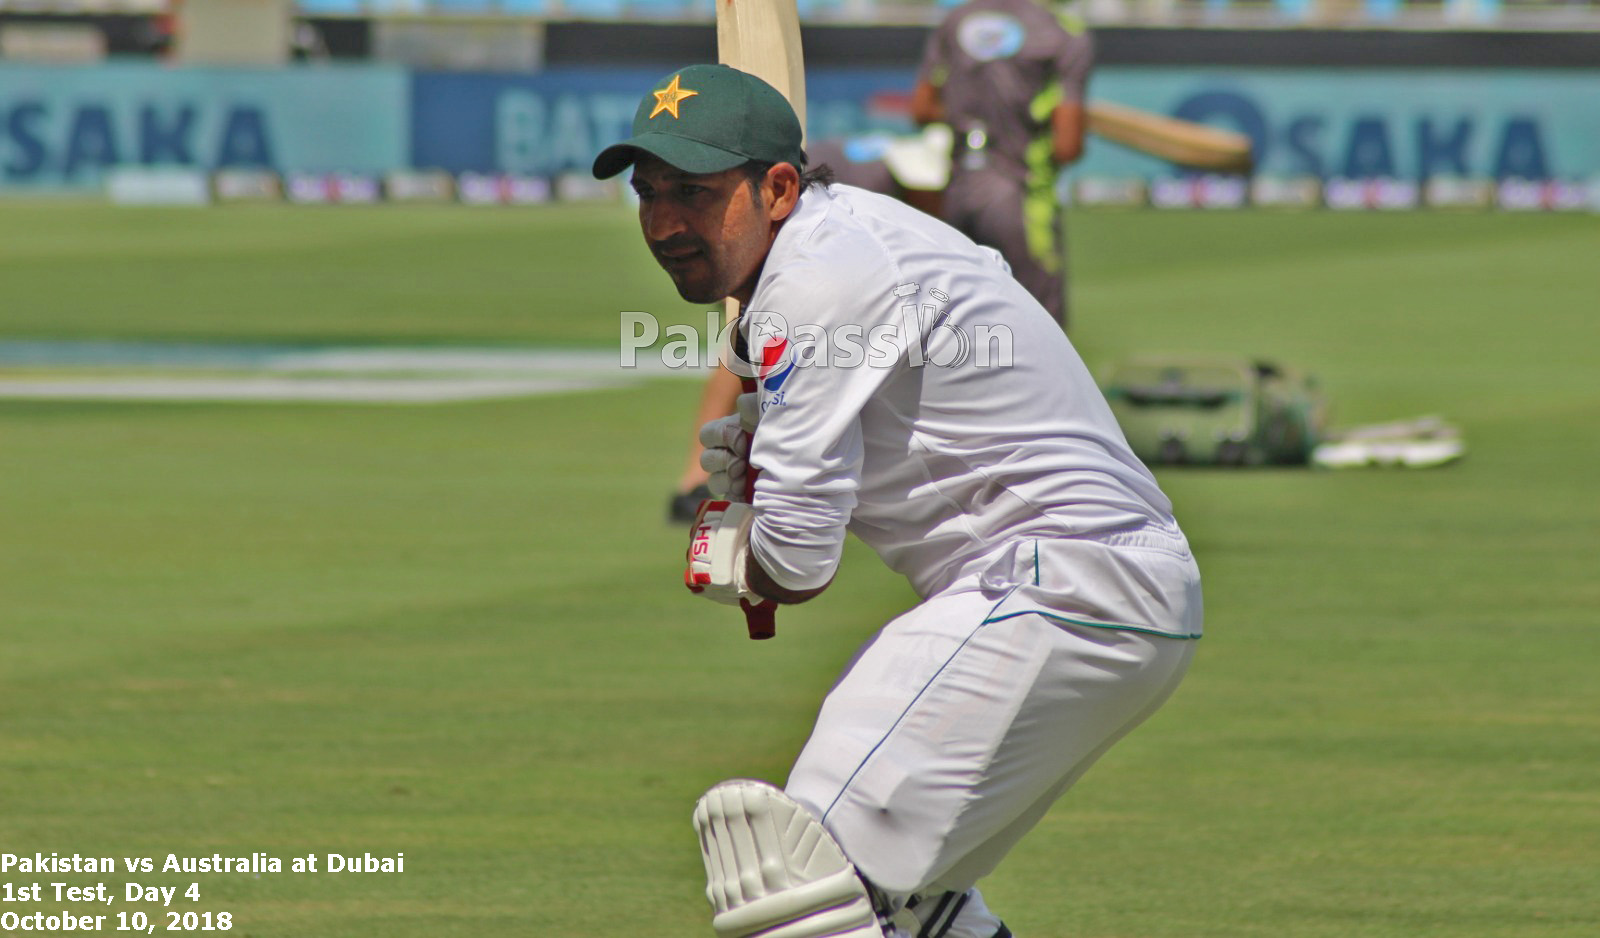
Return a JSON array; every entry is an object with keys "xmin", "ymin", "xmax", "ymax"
[{"xmin": 784, "ymin": 587, "xmax": 1196, "ymax": 898}]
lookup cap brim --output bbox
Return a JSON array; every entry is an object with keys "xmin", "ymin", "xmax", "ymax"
[{"xmin": 592, "ymin": 132, "xmax": 751, "ymax": 179}]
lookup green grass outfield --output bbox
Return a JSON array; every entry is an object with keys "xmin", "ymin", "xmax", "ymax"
[{"xmin": 2, "ymin": 203, "xmax": 1597, "ymax": 937}]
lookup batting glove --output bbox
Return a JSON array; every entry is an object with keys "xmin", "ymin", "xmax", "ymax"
[
  {"xmin": 685, "ymin": 499, "xmax": 757, "ymax": 606},
  {"xmin": 698, "ymin": 392, "xmax": 761, "ymax": 500}
]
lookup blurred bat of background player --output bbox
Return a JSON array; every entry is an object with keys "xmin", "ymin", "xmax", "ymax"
[
  {"xmin": 699, "ymin": 0, "xmax": 805, "ymax": 640},
  {"xmin": 1085, "ymin": 101, "xmax": 1254, "ymax": 173}
]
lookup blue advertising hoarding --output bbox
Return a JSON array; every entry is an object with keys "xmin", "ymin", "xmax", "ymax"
[
  {"xmin": 412, "ymin": 66, "xmax": 1600, "ymax": 182},
  {"xmin": 2, "ymin": 62, "xmax": 1595, "ymax": 191},
  {"xmin": 0, "ymin": 63, "xmax": 409, "ymax": 190},
  {"xmin": 409, "ymin": 67, "xmax": 915, "ymax": 179},
  {"xmin": 1078, "ymin": 69, "xmax": 1600, "ymax": 181}
]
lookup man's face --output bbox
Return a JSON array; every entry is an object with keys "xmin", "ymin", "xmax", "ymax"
[{"xmin": 630, "ymin": 156, "xmax": 775, "ymax": 305}]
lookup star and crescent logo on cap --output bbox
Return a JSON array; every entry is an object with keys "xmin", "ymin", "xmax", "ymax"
[{"xmin": 649, "ymin": 74, "xmax": 699, "ymax": 120}]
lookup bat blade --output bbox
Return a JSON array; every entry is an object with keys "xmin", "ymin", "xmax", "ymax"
[
  {"xmin": 717, "ymin": 0, "xmax": 807, "ymax": 134},
  {"xmin": 716, "ymin": 0, "xmax": 808, "ymax": 336},
  {"xmin": 718, "ymin": 0, "xmax": 806, "ymax": 641},
  {"xmin": 1086, "ymin": 101, "xmax": 1253, "ymax": 174}
]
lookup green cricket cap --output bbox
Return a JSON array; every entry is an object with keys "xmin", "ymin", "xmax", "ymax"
[{"xmin": 592, "ymin": 64, "xmax": 806, "ymax": 180}]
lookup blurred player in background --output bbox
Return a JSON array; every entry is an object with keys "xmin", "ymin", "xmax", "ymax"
[
  {"xmin": 806, "ymin": 126, "xmax": 953, "ymax": 217},
  {"xmin": 597, "ymin": 65, "xmax": 1200, "ymax": 938},
  {"xmin": 912, "ymin": 0, "xmax": 1092, "ymax": 327}
]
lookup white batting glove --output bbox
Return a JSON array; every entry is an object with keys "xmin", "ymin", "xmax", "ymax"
[
  {"xmin": 698, "ymin": 392, "xmax": 761, "ymax": 500},
  {"xmin": 685, "ymin": 499, "xmax": 756, "ymax": 606}
]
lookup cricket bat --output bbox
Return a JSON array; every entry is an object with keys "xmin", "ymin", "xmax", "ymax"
[
  {"xmin": 717, "ymin": 0, "xmax": 807, "ymax": 134},
  {"xmin": 1086, "ymin": 101, "xmax": 1253, "ymax": 174},
  {"xmin": 717, "ymin": 0, "xmax": 807, "ymax": 640}
]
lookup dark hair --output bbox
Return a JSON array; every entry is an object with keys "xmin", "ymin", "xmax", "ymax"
[
  {"xmin": 801, "ymin": 163, "xmax": 836, "ymax": 190},
  {"xmin": 741, "ymin": 160, "xmax": 835, "ymax": 198}
]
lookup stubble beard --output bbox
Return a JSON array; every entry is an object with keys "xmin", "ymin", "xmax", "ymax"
[
  {"xmin": 669, "ymin": 272, "xmax": 726, "ymax": 305},
  {"xmin": 657, "ymin": 188, "xmax": 768, "ymax": 305},
  {"xmin": 661, "ymin": 244, "xmax": 747, "ymax": 306}
]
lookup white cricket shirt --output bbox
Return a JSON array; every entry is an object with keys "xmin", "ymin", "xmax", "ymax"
[{"xmin": 744, "ymin": 184, "xmax": 1187, "ymax": 612}]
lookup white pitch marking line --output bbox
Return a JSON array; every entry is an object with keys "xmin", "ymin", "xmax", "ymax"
[
  {"xmin": 0, "ymin": 344, "xmax": 711, "ymax": 403},
  {"xmin": 0, "ymin": 376, "xmax": 628, "ymax": 404}
]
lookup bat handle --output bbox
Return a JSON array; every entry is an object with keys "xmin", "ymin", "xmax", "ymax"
[
  {"xmin": 740, "ymin": 373, "xmax": 760, "ymax": 502},
  {"xmin": 738, "ymin": 374, "xmax": 775, "ymax": 640},
  {"xmin": 741, "ymin": 597, "xmax": 777, "ymax": 640}
]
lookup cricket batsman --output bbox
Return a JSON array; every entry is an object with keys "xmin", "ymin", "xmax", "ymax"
[{"xmin": 594, "ymin": 65, "xmax": 1202, "ymax": 938}]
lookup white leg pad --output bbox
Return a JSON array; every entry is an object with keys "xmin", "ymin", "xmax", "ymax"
[{"xmin": 694, "ymin": 779, "xmax": 882, "ymax": 938}]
